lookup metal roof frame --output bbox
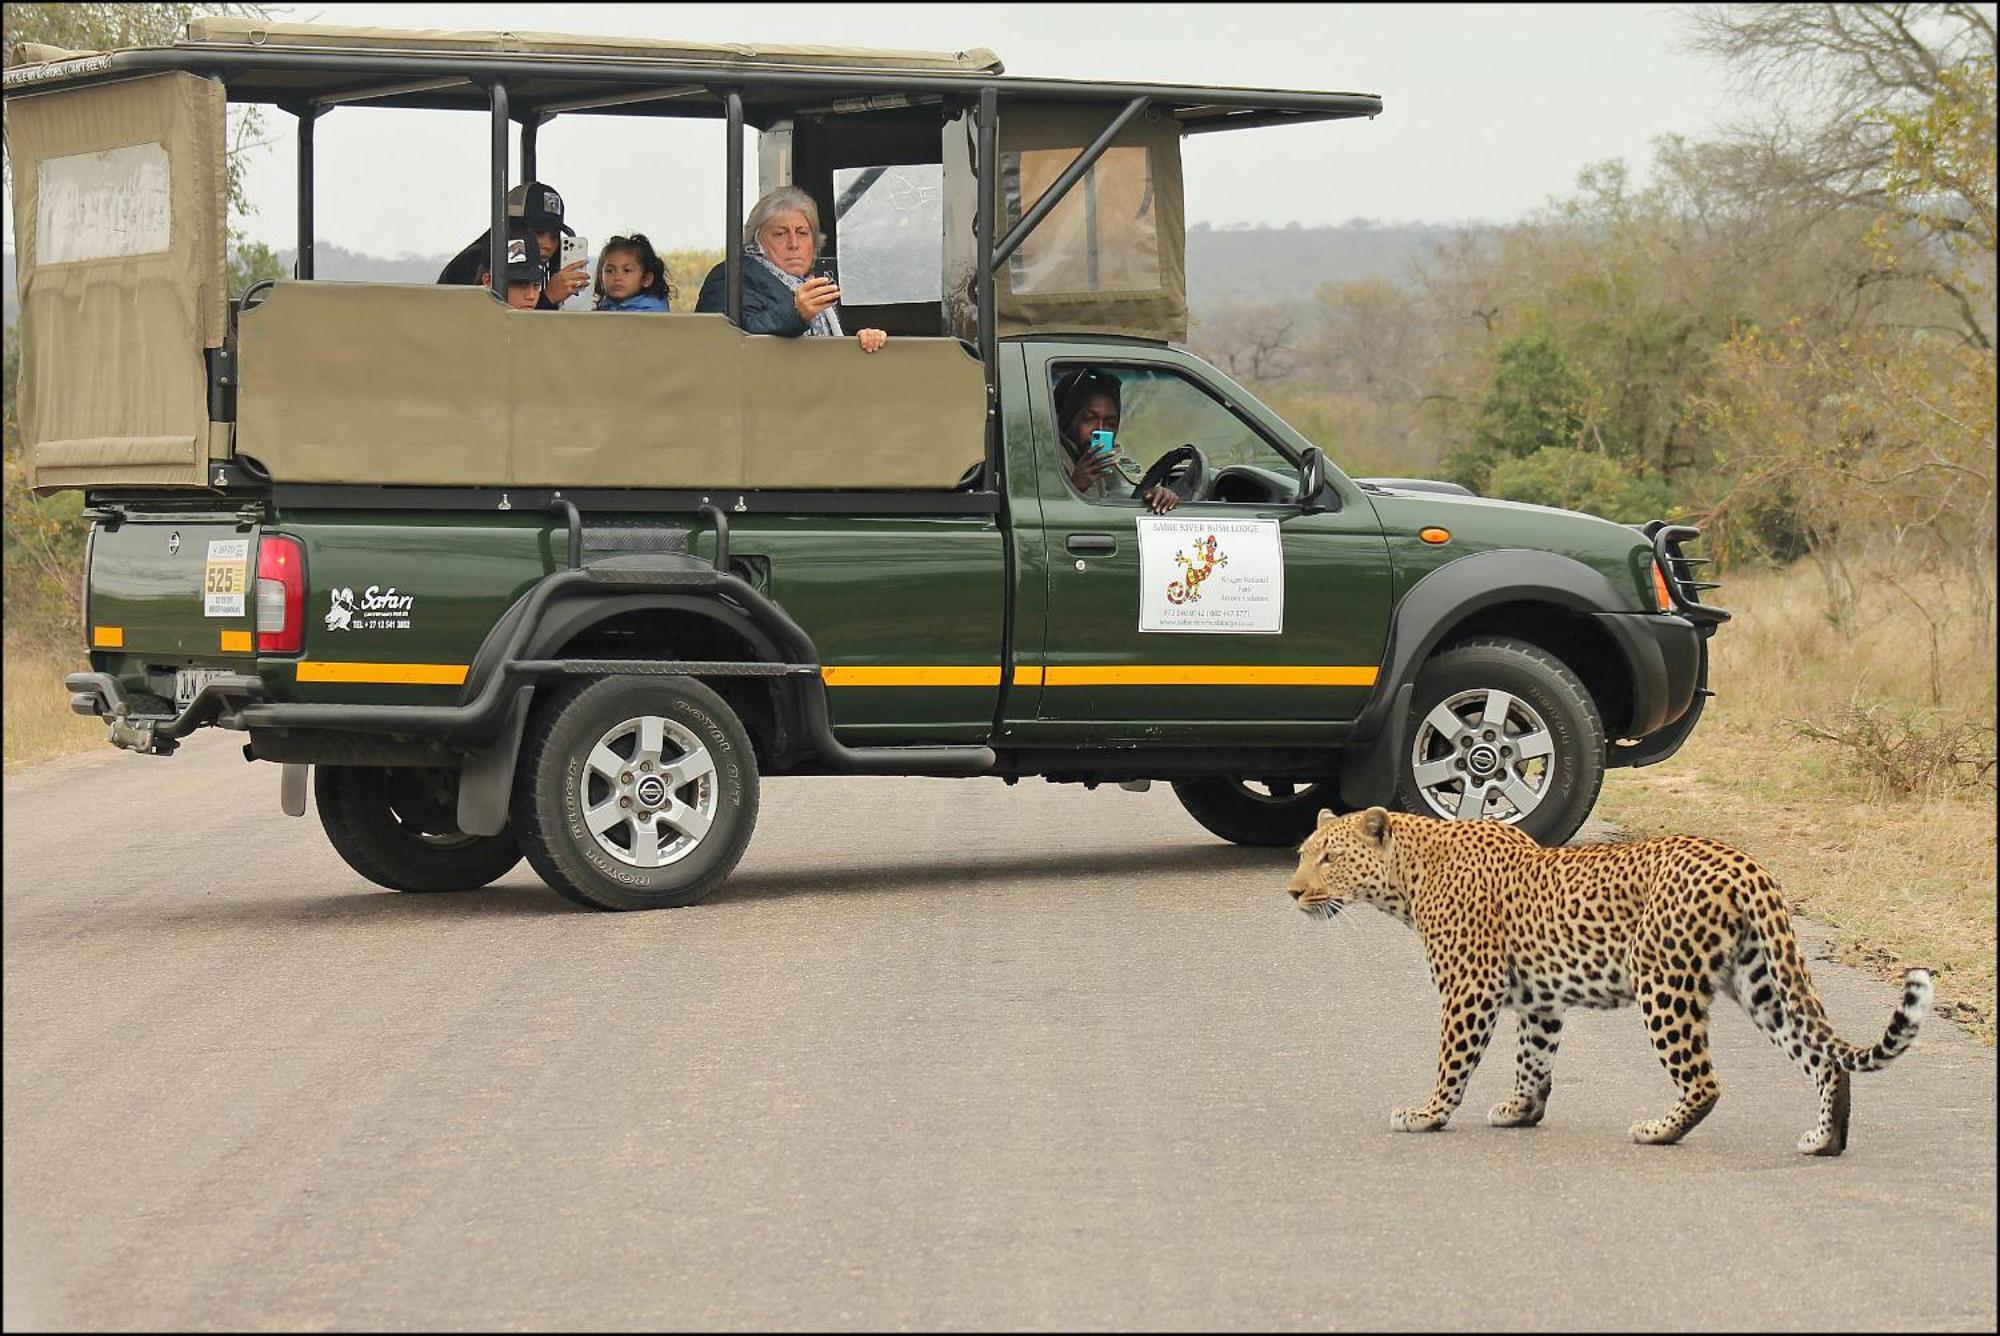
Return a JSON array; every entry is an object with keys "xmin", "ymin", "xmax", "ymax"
[{"xmin": 4, "ymin": 33, "xmax": 1382, "ymax": 498}]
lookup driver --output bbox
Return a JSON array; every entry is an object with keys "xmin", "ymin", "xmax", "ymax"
[{"xmin": 1055, "ymin": 368, "xmax": 1180, "ymax": 514}]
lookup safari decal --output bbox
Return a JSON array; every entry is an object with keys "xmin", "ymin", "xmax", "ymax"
[
  {"xmin": 325, "ymin": 584, "xmax": 416, "ymax": 632},
  {"xmin": 1138, "ymin": 517, "xmax": 1283, "ymax": 634},
  {"xmin": 1167, "ymin": 533, "xmax": 1229, "ymax": 606}
]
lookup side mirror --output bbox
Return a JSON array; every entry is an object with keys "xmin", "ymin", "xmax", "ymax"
[{"xmin": 1297, "ymin": 445, "xmax": 1328, "ymax": 514}]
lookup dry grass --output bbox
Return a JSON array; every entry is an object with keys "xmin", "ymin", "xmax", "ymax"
[
  {"xmin": 3, "ymin": 643, "xmax": 102, "ymax": 772},
  {"xmin": 1598, "ymin": 558, "xmax": 1997, "ymax": 1042}
]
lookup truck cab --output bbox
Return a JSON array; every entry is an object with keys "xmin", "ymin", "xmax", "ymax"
[{"xmin": 8, "ymin": 20, "xmax": 1725, "ymax": 911}]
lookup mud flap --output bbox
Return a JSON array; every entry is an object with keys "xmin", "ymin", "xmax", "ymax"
[
  {"xmin": 280, "ymin": 762, "xmax": 308, "ymax": 816},
  {"xmin": 1338, "ymin": 681, "xmax": 1413, "ymax": 812},
  {"xmin": 456, "ymin": 686, "xmax": 534, "ymax": 836}
]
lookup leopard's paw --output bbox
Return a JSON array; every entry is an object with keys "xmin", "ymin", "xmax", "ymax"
[
  {"xmin": 1488, "ymin": 1097, "xmax": 1545, "ymax": 1128},
  {"xmin": 1391, "ymin": 1106, "xmax": 1448, "ymax": 1133},
  {"xmin": 1629, "ymin": 1117, "xmax": 1686, "ymax": 1146},
  {"xmin": 1797, "ymin": 1127, "xmax": 1846, "ymax": 1157}
]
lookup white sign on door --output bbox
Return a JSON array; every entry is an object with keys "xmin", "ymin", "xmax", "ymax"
[{"xmin": 1137, "ymin": 517, "xmax": 1283, "ymax": 634}]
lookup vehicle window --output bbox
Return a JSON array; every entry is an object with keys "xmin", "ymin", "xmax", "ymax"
[
  {"xmin": 831, "ymin": 163, "xmax": 944, "ymax": 305},
  {"xmin": 38, "ymin": 144, "xmax": 172, "ymax": 262},
  {"xmin": 1003, "ymin": 146, "xmax": 1160, "ymax": 295},
  {"xmin": 1050, "ymin": 364, "xmax": 1297, "ymax": 504}
]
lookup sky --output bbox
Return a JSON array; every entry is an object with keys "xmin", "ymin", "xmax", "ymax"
[{"xmin": 9, "ymin": 2, "xmax": 1749, "ymax": 258}]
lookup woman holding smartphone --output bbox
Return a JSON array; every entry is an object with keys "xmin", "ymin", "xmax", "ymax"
[{"xmin": 695, "ymin": 187, "xmax": 888, "ymax": 352}]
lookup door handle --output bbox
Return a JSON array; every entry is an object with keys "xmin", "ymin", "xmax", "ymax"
[{"xmin": 1065, "ymin": 533, "xmax": 1118, "ymax": 555}]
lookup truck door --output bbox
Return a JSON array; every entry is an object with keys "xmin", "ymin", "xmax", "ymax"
[{"xmin": 1021, "ymin": 349, "xmax": 1392, "ymax": 739}]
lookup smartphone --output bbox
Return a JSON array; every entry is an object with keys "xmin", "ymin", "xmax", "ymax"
[
  {"xmin": 811, "ymin": 255, "xmax": 839, "ymax": 286},
  {"xmin": 1089, "ymin": 429, "xmax": 1117, "ymax": 458},
  {"xmin": 559, "ymin": 233, "xmax": 588, "ymax": 271}
]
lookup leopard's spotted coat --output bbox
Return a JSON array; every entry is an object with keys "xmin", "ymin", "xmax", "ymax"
[{"xmin": 1286, "ymin": 807, "xmax": 1932, "ymax": 1155}]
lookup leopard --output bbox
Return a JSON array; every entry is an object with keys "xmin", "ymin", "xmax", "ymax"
[{"xmin": 1285, "ymin": 806, "xmax": 1932, "ymax": 1156}]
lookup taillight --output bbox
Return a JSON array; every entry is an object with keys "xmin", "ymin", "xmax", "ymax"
[
  {"xmin": 1649, "ymin": 558, "xmax": 1674, "ymax": 613},
  {"xmin": 80, "ymin": 523, "xmax": 98, "ymax": 651},
  {"xmin": 257, "ymin": 533, "xmax": 306, "ymax": 653}
]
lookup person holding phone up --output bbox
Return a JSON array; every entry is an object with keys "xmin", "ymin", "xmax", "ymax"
[
  {"xmin": 1055, "ymin": 367, "xmax": 1179, "ymax": 514},
  {"xmin": 437, "ymin": 181, "xmax": 590, "ymax": 309},
  {"xmin": 695, "ymin": 187, "xmax": 888, "ymax": 353}
]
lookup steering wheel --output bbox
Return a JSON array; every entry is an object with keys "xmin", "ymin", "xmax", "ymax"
[{"xmin": 1133, "ymin": 444, "xmax": 1207, "ymax": 504}]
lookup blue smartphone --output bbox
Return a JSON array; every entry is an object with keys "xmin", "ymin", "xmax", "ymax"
[{"xmin": 1089, "ymin": 429, "xmax": 1116, "ymax": 458}]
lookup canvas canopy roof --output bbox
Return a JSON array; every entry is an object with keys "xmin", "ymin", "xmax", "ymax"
[
  {"xmin": 3, "ymin": 18, "xmax": 1382, "ymax": 494},
  {"xmin": 2, "ymin": 18, "xmax": 1377, "ymax": 131}
]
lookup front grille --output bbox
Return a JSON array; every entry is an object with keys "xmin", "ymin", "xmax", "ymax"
[{"xmin": 1643, "ymin": 521, "xmax": 1730, "ymax": 625}]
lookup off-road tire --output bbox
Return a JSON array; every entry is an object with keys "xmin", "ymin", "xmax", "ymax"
[
  {"xmin": 1172, "ymin": 778, "xmax": 1345, "ymax": 847},
  {"xmin": 313, "ymin": 765, "xmax": 523, "ymax": 892},
  {"xmin": 1396, "ymin": 636, "xmax": 1605, "ymax": 846},
  {"xmin": 515, "ymin": 675, "xmax": 759, "ymax": 911}
]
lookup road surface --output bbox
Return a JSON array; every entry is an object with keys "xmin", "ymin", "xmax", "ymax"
[{"xmin": 5, "ymin": 732, "xmax": 1994, "ymax": 1330}]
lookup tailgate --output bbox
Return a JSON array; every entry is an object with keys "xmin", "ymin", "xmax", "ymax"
[{"xmin": 87, "ymin": 508, "xmax": 261, "ymax": 661}]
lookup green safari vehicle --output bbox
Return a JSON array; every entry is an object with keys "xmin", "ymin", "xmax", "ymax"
[{"xmin": 9, "ymin": 20, "xmax": 1726, "ymax": 910}]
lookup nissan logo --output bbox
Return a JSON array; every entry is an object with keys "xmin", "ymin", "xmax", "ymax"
[{"xmin": 168, "ymin": 531, "xmax": 181, "ymax": 555}]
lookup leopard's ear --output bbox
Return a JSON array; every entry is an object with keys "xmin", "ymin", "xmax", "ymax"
[
  {"xmin": 1316, "ymin": 808, "xmax": 1337, "ymax": 827},
  {"xmin": 1361, "ymin": 806, "xmax": 1390, "ymax": 844}
]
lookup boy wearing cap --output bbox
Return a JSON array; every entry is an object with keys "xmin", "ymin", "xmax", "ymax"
[
  {"xmin": 438, "ymin": 181, "xmax": 589, "ymax": 307},
  {"xmin": 474, "ymin": 222, "xmax": 551, "ymax": 310}
]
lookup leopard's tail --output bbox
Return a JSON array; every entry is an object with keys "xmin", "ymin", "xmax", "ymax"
[{"xmin": 1735, "ymin": 880, "xmax": 1932, "ymax": 1074}]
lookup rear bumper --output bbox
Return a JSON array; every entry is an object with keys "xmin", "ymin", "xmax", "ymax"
[{"xmin": 65, "ymin": 670, "xmax": 264, "ymax": 755}]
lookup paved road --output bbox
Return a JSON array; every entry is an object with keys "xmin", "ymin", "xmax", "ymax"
[{"xmin": 5, "ymin": 732, "xmax": 1994, "ymax": 1331}]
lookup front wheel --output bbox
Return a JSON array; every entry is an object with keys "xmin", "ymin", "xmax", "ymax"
[
  {"xmin": 514, "ymin": 676, "xmax": 759, "ymax": 911},
  {"xmin": 313, "ymin": 765, "xmax": 524, "ymax": 892},
  {"xmin": 1172, "ymin": 778, "xmax": 1345, "ymax": 847},
  {"xmin": 1397, "ymin": 636, "xmax": 1605, "ymax": 846}
]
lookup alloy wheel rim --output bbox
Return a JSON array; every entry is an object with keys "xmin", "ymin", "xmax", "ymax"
[
  {"xmin": 1409, "ymin": 688, "xmax": 1556, "ymax": 823},
  {"xmin": 580, "ymin": 715, "xmax": 719, "ymax": 868},
  {"xmin": 1228, "ymin": 779, "xmax": 1323, "ymax": 805}
]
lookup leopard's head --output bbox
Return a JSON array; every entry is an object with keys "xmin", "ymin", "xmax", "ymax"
[{"xmin": 1286, "ymin": 806, "xmax": 1398, "ymax": 921}]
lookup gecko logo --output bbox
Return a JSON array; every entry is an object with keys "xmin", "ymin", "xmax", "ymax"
[
  {"xmin": 326, "ymin": 585, "xmax": 415, "ymax": 632},
  {"xmin": 167, "ymin": 531, "xmax": 181, "ymax": 555}
]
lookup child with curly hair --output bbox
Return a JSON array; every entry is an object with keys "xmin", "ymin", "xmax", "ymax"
[{"xmin": 592, "ymin": 232, "xmax": 672, "ymax": 312}]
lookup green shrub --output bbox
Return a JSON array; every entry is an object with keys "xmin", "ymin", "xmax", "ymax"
[{"xmin": 1485, "ymin": 445, "xmax": 1678, "ymax": 522}]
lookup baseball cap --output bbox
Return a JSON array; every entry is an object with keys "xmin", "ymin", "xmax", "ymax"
[
  {"xmin": 507, "ymin": 181, "xmax": 574, "ymax": 237},
  {"xmin": 487, "ymin": 221, "xmax": 547, "ymax": 284}
]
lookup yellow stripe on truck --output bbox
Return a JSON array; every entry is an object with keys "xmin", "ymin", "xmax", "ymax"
[
  {"xmin": 821, "ymin": 666, "xmax": 1004, "ymax": 688},
  {"xmin": 1037, "ymin": 665, "xmax": 1378, "ymax": 687},
  {"xmin": 296, "ymin": 661, "xmax": 469, "ymax": 686},
  {"xmin": 93, "ymin": 626, "xmax": 124, "ymax": 648},
  {"xmin": 832, "ymin": 665, "xmax": 1379, "ymax": 688}
]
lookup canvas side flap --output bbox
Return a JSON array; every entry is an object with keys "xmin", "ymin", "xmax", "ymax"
[
  {"xmin": 235, "ymin": 286, "xmax": 983, "ymax": 491},
  {"xmin": 739, "ymin": 337, "xmax": 985, "ymax": 489},
  {"xmin": 510, "ymin": 312, "xmax": 746, "ymax": 488},
  {"xmin": 235, "ymin": 283, "xmax": 508, "ymax": 484},
  {"xmin": 990, "ymin": 102, "xmax": 1187, "ymax": 344},
  {"xmin": 8, "ymin": 72, "xmax": 229, "ymax": 493}
]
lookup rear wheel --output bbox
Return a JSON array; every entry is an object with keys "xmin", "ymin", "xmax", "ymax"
[
  {"xmin": 313, "ymin": 765, "xmax": 523, "ymax": 892},
  {"xmin": 1396, "ymin": 636, "xmax": 1604, "ymax": 846},
  {"xmin": 1172, "ymin": 778, "xmax": 1345, "ymax": 847},
  {"xmin": 515, "ymin": 676, "xmax": 759, "ymax": 911}
]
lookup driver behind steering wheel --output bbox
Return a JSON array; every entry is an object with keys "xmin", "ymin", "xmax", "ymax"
[{"xmin": 1055, "ymin": 368, "xmax": 1180, "ymax": 514}]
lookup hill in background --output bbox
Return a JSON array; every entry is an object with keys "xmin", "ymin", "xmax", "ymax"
[{"xmin": 3, "ymin": 221, "xmax": 1474, "ymax": 325}]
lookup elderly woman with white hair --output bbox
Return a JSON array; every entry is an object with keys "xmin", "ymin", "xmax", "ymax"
[{"xmin": 695, "ymin": 186, "xmax": 888, "ymax": 353}]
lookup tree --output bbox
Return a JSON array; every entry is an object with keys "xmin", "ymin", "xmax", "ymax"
[
  {"xmin": 1447, "ymin": 329, "xmax": 1601, "ymax": 491},
  {"xmin": 1680, "ymin": 2, "xmax": 1997, "ymax": 348},
  {"xmin": 1188, "ymin": 301, "xmax": 1303, "ymax": 384}
]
